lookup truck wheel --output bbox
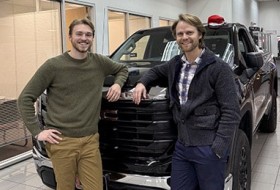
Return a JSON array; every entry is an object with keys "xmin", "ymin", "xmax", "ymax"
[
  {"xmin": 259, "ymin": 89, "xmax": 277, "ymax": 133},
  {"xmin": 232, "ymin": 130, "xmax": 251, "ymax": 190}
]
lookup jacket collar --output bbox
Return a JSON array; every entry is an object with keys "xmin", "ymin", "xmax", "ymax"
[
  {"xmin": 194, "ymin": 47, "xmax": 217, "ymax": 74},
  {"xmin": 174, "ymin": 47, "xmax": 216, "ymax": 70}
]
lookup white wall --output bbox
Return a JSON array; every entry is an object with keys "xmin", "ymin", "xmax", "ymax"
[
  {"xmin": 70, "ymin": 0, "xmax": 188, "ymax": 54},
  {"xmin": 259, "ymin": 1, "xmax": 280, "ymax": 56},
  {"xmin": 185, "ymin": 0, "xmax": 258, "ymax": 25},
  {"xmin": 185, "ymin": 0, "xmax": 280, "ymax": 56},
  {"xmin": 185, "ymin": 0, "xmax": 233, "ymax": 23},
  {"xmin": 232, "ymin": 0, "xmax": 259, "ymax": 27},
  {"xmin": 74, "ymin": 0, "xmax": 280, "ymax": 56}
]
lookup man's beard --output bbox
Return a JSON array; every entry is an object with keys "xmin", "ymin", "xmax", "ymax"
[
  {"xmin": 72, "ymin": 41, "xmax": 92, "ymax": 53},
  {"xmin": 180, "ymin": 40, "xmax": 199, "ymax": 53}
]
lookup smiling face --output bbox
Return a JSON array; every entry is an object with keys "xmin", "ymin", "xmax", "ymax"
[
  {"xmin": 69, "ymin": 24, "xmax": 94, "ymax": 55},
  {"xmin": 175, "ymin": 21, "xmax": 202, "ymax": 54}
]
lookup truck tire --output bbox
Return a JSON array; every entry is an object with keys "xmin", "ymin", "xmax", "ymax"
[
  {"xmin": 259, "ymin": 89, "xmax": 277, "ymax": 133},
  {"xmin": 232, "ymin": 130, "xmax": 251, "ymax": 190}
]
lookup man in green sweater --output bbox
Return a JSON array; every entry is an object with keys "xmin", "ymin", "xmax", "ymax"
[{"xmin": 17, "ymin": 18, "xmax": 128, "ymax": 190}]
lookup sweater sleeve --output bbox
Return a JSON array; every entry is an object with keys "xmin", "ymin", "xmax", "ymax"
[
  {"xmin": 139, "ymin": 61, "xmax": 170, "ymax": 87},
  {"xmin": 17, "ymin": 60, "xmax": 54, "ymax": 137},
  {"xmin": 98, "ymin": 55, "xmax": 128, "ymax": 87}
]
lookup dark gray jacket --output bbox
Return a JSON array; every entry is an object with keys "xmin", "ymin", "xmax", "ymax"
[{"xmin": 139, "ymin": 48, "xmax": 240, "ymax": 157}]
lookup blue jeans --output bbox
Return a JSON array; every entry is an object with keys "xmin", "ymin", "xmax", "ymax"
[{"xmin": 171, "ymin": 141, "xmax": 227, "ymax": 190}]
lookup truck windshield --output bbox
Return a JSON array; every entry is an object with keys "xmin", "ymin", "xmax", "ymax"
[
  {"xmin": 110, "ymin": 27, "xmax": 234, "ymax": 69},
  {"xmin": 111, "ymin": 27, "xmax": 175, "ymax": 64}
]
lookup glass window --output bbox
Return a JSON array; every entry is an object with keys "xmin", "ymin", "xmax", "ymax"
[
  {"xmin": 108, "ymin": 10, "xmax": 151, "ymax": 54},
  {"xmin": 128, "ymin": 14, "xmax": 150, "ymax": 36},
  {"xmin": 0, "ymin": 0, "xmax": 61, "ymax": 99},
  {"xmin": 0, "ymin": 0, "xmax": 61, "ymax": 162},
  {"xmin": 120, "ymin": 35, "xmax": 150, "ymax": 61},
  {"xmin": 159, "ymin": 19, "xmax": 175, "ymax": 27},
  {"xmin": 169, "ymin": 20, "xmax": 175, "ymax": 26},
  {"xmin": 205, "ymin": 29, "xmax": 230, "ymax": 58},
  {"xmin": 159, "ymin": 19, "xmax": 169, "ymax": 27},
  {"xmin": 108, "ymin": 10, "xmax": 126, "ymax": 55},
  {"xmin": 111, "ymin": 28, "xmax": 177, "ymax": 65}
]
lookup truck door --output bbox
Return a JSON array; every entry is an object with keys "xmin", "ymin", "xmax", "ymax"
[{"xmin": 238, "ymin": 28, "xmax": 270, "ymax": 130}]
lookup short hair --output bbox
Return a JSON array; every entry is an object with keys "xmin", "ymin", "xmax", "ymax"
[
  {"xmin": 171, "ymin": 13, "xmax": 206, "ymax": 48},
  {"xmin": 69, "ymin": 18, "xmax": 95, "ymax": 37}
]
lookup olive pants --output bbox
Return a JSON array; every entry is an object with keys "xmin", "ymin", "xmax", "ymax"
[{"xmin": 46, "ymin": 133, "xmax": 103, "ymax": 190}]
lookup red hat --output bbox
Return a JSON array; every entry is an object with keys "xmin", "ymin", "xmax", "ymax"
[{"xmin": 208, "ymin": 15, "xmax": 225, "ymax": 26}]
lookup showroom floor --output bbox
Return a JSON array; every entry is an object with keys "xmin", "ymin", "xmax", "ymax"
[{"xmin": 1, "ymin": 98, "xmax": 280, "ymax": 190}]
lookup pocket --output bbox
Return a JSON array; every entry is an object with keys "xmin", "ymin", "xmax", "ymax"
[
  {"xmin": 194, "ymin": 115, "xmax": 216, "ymax": 129},
  {"xmin": 193, "ymin": 105, "xmax": 219, "ymax": 116},
  {"xmin": 45, "ymin": 142, "xmax": 52, "ymax": 157},
  {"xmin": 191, "ymin": 106, "xmax": 219, "ymax": 129},
  {"xmin": 196, "ymin": 146, "xmax": 218, "ymax": 159}
]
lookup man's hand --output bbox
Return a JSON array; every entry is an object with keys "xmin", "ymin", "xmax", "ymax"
[
  {"xmin": 106, "ymin": 83, "xmax": 121, "ymax": 102},
  {"xmin": 37, "ymin": 129, "xmax": 62, "ymax": 144},
  {"xmin": 132, "ymin": 83, "xmax": 147, "ymax": 105}
]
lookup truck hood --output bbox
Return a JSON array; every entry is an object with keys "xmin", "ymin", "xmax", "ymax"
[{"xmin": 104, "ymin": 61, "xmax": 162, "ymax": 88}]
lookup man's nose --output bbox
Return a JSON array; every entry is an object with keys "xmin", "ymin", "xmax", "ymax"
[
  {"xmin": 81, "ymin": 34, "xmax": 87, "ymax": 39},
  {"xmin": 182, "ymin": 33, "xmax": 189, "ymax": 38}
]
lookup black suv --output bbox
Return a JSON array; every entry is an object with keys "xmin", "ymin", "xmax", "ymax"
[{"xmin": 33, "ymin": 17, "xmax": 277, "ymax": 190}]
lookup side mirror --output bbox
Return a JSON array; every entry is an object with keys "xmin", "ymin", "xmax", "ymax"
[{"xmin": 246, "ymin": 52, "xmax": 263, "ymax": 69}]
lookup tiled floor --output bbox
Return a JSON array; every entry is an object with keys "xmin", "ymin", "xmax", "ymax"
[
  {"xmin": 0, "ymin": 158, "xmax": 52, "ymax": 190},
  {"xmin": 1, "ymin": 99, "xmax": 280, "ymax": 190}
]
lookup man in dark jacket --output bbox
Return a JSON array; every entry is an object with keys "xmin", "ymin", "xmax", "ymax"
[{"xmin": 133, "ymin": 13, "xmax": 240, "ymax": 190}]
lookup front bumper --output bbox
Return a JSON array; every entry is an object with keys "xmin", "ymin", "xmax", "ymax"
[
  {"xmin": 33, "ymin": 146, "xmax": 170, "ymax": 190},
  {"xmin": 103, "ymin": 171, "xmax": 170, "ymax": 190},
  {"xmin": 33, "ymin": 146, "xmax": 233, "ymax": 190}
]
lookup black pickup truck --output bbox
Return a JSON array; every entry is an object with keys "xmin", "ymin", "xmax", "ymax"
[{"xmin": 33, "ymin": 15, "xmax": 277, "ymax": 190}]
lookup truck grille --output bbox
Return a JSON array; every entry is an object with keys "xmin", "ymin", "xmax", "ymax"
[{"xmin": 99, "ymin": 99, "xmax": 177, "ymax": 176}]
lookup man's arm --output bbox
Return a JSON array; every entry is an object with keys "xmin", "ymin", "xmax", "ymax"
[
  {"xmin": 211, "ymin": 62, "xmax": 241, "ymax": 158},
  {"xmin": 18, "ymin": 62, "xmax": 64, "ymax": 144},
  {"xmin": 17, "ymin": 62, "xmax": 53, "ymax": 137},
  {"xmin": 132, "ymin": 62, "xmax": 170, "ymax": 105}
]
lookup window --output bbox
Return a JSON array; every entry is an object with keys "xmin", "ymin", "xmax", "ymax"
[
  {"xmin": 0, "ymin": 0, "xmax": 61, "ymax": 162},
  {"xmin": 108, "ymin": 11, "xmax": 126, "ymax": 55},
  {"xmin": 205, "ymin": 29, "xmax": 230, "ymax": 58},
  {"xmin": 111, "ymin": 27, "xmax": 177, "ymax": 65},
  {"xmin": 128, "ymin": 14, "xmax": 150, "ymax": 36},
  {"xmin": 0, "ymin": 0, "xmax": 61, "ymax": 99},
  {"xmin": 121, "ymin": 35, "xmax": 150, "ymax": 61},
  {"xmin": 108, "ymin": 10, "xmax": 151, "ymax": 54},
  {"xmin": 159, "ymin": 19, "xmax": 175, "ymax": 27}
]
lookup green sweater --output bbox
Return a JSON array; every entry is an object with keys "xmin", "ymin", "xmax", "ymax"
[{"xmin": 18, "ymin": 52, "xmax": 128, "ymax": 137}]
